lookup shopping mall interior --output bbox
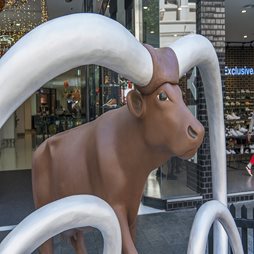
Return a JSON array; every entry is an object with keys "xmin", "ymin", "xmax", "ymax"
[{"xmin": 0, "ymin": 0, "xmax": 254, "ymax": 243}]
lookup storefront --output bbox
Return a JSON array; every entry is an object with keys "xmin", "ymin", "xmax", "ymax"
[
  {"xmin": 0, "ymin": 0, "xmax": 253, "ymax": 210},
  {"xmin": 225, "ymin": 43, "xmax": 254, "ymax": 195}
]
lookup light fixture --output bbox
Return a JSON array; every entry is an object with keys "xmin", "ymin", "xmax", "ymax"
[
  {"xmin": 5, "ymin": 0, "xmax": 27, "ymax": 8},
  {"xmin": 174, "ymin": 34, "xmax": 178, "ymax": 37},
  {"xmin": 244, "ymin": 35, "xmax": 248, "ymax": 39},
  {"xmin": 150, "ymin": 31, "xmax": 155, "ymax": 34},
  {"xmin": 178, "ymin": 7, "xmax": 182, "ymax": 10},
  {"xmin": 241, "ymin": 9, "xmax": 247, "ymax": 13},
  {"xmin": 0, "ymin": 0, "xmax": 29, "ymax": 12},
  {"xmin": 143, "ymin": 6, "xmax": 148, "ymax": 10},
  {"xmin": 0, "ymin": 0, "xmax": 48, "ymax": 55}
]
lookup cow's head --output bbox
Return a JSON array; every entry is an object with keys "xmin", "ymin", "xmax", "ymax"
[
  {"xmin": 127, "ymin": 83, "xmax": 204, "ymax": 159},
  {"xmin": 126, "ymin": 42, "xmax": 204, "ymax": 159}
]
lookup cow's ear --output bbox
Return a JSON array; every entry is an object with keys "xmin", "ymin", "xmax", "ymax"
[{"xmin": 127, "ymin": 90, "xmax": 146, "ymax": 118}]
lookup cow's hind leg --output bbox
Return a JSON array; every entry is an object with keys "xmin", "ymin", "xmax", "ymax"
[
  {"xmin": 38, "ymin": 239, "xmax": 54, "ymax": 254},
  {"xmin": 70, "ymin": 230, "xmax": 88, "ymax": 254}
]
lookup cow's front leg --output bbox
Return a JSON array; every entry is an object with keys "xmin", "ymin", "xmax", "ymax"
[
  {"xmin": 114, "ymin": 206, "xmax": 138, "ymax": 254},
  {"xmin": 70, "ymin": 230, "xmax": 88, "ymax": 254},
  {"xmin": 38, "ymin": 239, "xmax": 53, "ymax": 254},
  {"xmin": 130, "ymin": 220, "xmax": 137, "ymax": 243}
]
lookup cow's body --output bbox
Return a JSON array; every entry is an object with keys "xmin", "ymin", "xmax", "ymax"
[
  {"xmin": 32, "ymin": 83, "xmax": 204, "ymax": 254},
  {"xmin": 33, "ymin": 106, "xmax": 153, "ymax": 221}
]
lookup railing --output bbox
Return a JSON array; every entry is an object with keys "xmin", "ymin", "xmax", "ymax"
[
  {"xmin": 207, "ymin": 203, "xmax": 254, "ymax": 254},
  {"xmin": 229, "ymin": 204, "xmax": 254, "ymax": 254},
  {"xmin": 0, "ymin": 195, "xmax": 122, "ymax": 254},
  {"xmin": 187, "ymin": 200, "xmax": 243, "ymax": 254}
]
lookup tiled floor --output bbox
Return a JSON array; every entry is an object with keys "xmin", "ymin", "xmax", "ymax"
[
  {"xmin": 0, "ymin": 134, "xmax": 33, "ymax": 170},
  {"xmin": 144, "ymin": 168, "xmax": 198, "ymax": 200},
  {"xmin": 143, "ymin": 162, "xmax": 254, "ymax": 201}
]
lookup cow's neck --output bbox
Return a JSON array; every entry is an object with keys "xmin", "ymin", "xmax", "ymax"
[{"xmin": 114, "ymin": 106, "xmax": 171, "ymax": 179}]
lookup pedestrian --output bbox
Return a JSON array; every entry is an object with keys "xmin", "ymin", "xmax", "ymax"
[{"xmin": 246, "ymin": 112, "xmax": 254, "ymax": 176}]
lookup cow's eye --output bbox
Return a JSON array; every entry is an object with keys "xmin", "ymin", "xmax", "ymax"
[{"xmin": 157, "ymin": 91, "xmax": 169, "ymax": 101}]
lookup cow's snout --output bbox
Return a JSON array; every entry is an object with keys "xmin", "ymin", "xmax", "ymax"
[
  {"xmin": 178, "ymin": 120, "xmax": 204, "ymax": 159},
  {"xmin": 187, "ymin": 125, "xmax": 198, "ymax": 139},
  {"xmin": 186, "ymin": 120, "xmax": 204, "ymax": 143}
]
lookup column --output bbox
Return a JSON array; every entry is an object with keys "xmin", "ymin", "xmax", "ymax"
[
  {"xmin": 196, "ymin": 0, "xmax": 226, "ymax": 253},
  {"xmin": 117, "ymin": 0, "xmax": 125, "ymax": 26}
]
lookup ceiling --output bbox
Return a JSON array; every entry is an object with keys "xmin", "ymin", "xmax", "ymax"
[
  {"xmin": 225, "ymin": 0, "xmax": 254, "ymax": 43},
  {"xmin": 46, "ymin": 0, "xmax": 84, "ymax": 19}
]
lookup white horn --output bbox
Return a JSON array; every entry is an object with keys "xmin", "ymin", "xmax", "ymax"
[
  {"xmin": 0, "ymin": 13, "xmax": 153, "ymax": 128},
  {"xmin": 170, "ymin": 34, "xmax": 227, "ymax": 252}
]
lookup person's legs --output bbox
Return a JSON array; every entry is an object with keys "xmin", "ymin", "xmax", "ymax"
[{"xmin": 246, "ymin": 155, "xmax": 254, "ymax": 176}]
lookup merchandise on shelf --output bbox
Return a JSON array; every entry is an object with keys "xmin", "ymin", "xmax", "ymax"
[{"xmin": 224, "ymin": 89, "xmax": 254, "ymax": 164}]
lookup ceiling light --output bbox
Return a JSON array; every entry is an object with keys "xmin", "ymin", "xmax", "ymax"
[
  {"xmin": 150, "ymin": 31, "xmax": 155, "ymax": 34},
  {"xmin": 143, "ymin": 6, "xmax": 148, "ymax": 10},
  {"xmin": 0, "ymin": 0, "xmax": 48, "ymax": 53},
  {"xmin": 244, "ymin": 35, "xmax": 248, "ymax": 39},
  {"xmin": 241, "ymin": 9, "xmax": 247, "ymax": 13},
  {"xmin": 174, "ymin": 34, "xmax": 178, "ymax": 37},
  {"xmin": 178, "ymin": 7, "xmax": 182, "ymax": 10}
]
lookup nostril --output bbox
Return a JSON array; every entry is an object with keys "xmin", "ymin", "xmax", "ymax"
[{"xmin": 188, "ymin": 126, "xmax": 198, "ymax": 139}]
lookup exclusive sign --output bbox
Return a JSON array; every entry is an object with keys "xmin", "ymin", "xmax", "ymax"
[{"xmin": 225, "ymin": 66, "xmax": 254, "ymax": 76}]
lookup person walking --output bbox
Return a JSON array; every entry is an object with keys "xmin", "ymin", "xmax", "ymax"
[{"xmin": 246, "ymin": 112, "xmax": 254, "ymax": 176}]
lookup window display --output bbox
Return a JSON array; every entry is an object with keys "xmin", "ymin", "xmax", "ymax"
[
  {"xmin": 225, "ymin": 89, "xmax": 254, "ymax": 172},
  {"xmin": 33, "ymin": 75, "xmax": 85, "ymax": 146}
]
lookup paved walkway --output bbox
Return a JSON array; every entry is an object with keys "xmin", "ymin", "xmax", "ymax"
[
  {"xmin": 40, "ymin": 209, "xmax": 196, "ymax": 253},
  {"xmin": 1, "ymin": 170, "xmax": 254, "ymax": 253},
  {"xmin": 0, "ymin": 170, "xmax": 196, "ymax": 253},
  {"xmin": 0, "ymin": 208, "xmax": 196, "ymax": 254}
]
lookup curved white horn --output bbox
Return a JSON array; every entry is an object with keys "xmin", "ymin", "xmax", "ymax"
[
  {"xmin": 0, "ymin": 195, "xmax": 121, "ymax": 254},
  {"xmin": 187, "ymin": 200, "xmax": 243, "ymax": 254},
  {"xmin": 170, "ymin": 34, "xmax": 227, "ymax": 252},
  {"xmin": 0, "ymin": 13, "xmax": 153, "ymax": 128}
]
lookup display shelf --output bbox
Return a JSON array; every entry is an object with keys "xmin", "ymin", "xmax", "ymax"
[
  {"xmin": 224, "ymin": 88, "xmax": 254, "ymax": 164},
  {"xmin": 32, "ymin": 114, "xmax": 86, "ymax": 146}
]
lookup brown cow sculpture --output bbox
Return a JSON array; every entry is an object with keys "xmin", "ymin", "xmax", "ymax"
[{"xmin": 32, "ymin": 44, "xmax": 204, "ymax": 253}]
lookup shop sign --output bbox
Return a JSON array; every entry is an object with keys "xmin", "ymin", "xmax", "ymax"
[{"xmin": 225, "ymin": 66, "xmax": 254, "ymax": 76}]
